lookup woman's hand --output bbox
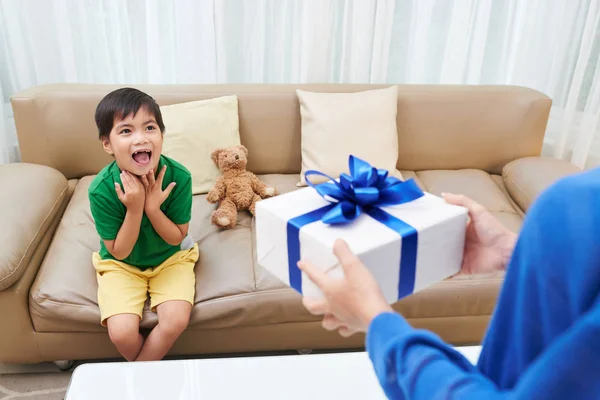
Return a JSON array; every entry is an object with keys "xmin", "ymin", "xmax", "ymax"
[
  {"xmin": 442, "ymin": 193, "xmax": 517, "ymax": 274},
  {"xmin": 298, "ymin": 240, "xmax": 393, "ymax": 337}
]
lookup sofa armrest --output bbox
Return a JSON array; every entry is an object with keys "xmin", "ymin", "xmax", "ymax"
[
  {"xmin": 502, "ymin": 156, "xmax": 582, "ymax": 212},
  {"xmin": 0, "ymin": 163, "xmax": 68, "ymax": 291}
]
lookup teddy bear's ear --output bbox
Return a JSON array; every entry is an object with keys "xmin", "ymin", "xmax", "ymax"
[
  {"xmin": 211, "ymin": 148, "xmax": 223, "ymax": 165},
  {"xmin": 237, "ymin": 145, "xmax": 249, "ymax": 156}
]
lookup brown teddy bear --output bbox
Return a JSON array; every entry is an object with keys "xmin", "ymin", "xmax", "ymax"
[{"xmin": 207, "ymin": 145, "xmax": 278, "ymax": 229}]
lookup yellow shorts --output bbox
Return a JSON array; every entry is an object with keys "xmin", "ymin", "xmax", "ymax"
[{"xmin": 92, "ymin": 244, "xmax": 199, "ymax": 327}]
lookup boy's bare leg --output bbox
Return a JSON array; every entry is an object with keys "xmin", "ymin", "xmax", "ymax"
[
  {"xmin": 135, "ymin": 300, "xmax": 191, "ymax": 361},
  {"xmin": 106, "ymin": 314, "xmax": 144, "ymax": 361}
]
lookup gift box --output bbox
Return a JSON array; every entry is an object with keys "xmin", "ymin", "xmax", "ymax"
[{"xmin": 255, "ymin": 156, "xmax": 468, "ymax": 303}]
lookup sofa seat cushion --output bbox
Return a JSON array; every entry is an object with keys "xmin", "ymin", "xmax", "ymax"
[
  {"xmin": 412, "ymin": 169, "xmax": 523, "ymax": 233},
  {"xmin": 29, "ymin": 170, "xmax": 521, "ymax": 333},
  {"xmin": 0, "ymin": 163, "xmax": 68, "ymax": 291}
]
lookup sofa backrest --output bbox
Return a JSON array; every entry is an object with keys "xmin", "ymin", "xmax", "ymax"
[{"xmin": 11, "ymin": 83, "xmax": 551, "ymax": 179}]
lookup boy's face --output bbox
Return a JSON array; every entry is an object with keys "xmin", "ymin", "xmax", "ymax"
[{"xmin": 101, "ymin": 107, "xmax": 163, "ymax": 176}]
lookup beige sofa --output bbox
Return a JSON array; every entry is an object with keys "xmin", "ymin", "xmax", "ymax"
[{"xmin": 0, "ymin": 83, "xmax": 580, "ymax": 364}]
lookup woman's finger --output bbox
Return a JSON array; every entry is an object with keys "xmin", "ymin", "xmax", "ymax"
[
  {"xmin": 333, "ymin": 239, "xmax": 361, "ymax": 274},
  {"xmin": 441, "ymin": 193, "xmax": 485, "ymax": 218},
  {"xmin": 338, "ymin": 326, "xmax": 358, "ymax": 338},
  {"xmin": 298, "ymin": 261, "xmax": 330, "ymax": 290},
  {"xmin": 322, "ymin": 314, "xmax": 345, "ymax": 331},
  {"xmin": 302, "ymin": 296, "xmax": 330, "ymax": 316}
]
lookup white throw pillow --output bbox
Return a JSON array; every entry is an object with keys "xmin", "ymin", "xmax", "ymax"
[
  {"xmin": 160, "ymin": 96, "xmax": 241, "ymax": 195},
  {"xmin": 296, "ymin": 86, "xmax": 402, "ymax": 186}
]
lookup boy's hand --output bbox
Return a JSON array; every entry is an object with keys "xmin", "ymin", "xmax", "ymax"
[
  {"xmin": 141, "ymin": 165, "xmax": 176, "ymax": 213},
  {"xmin": 115, "ymin": 171, "xmax": 145, "ymax": 213}
]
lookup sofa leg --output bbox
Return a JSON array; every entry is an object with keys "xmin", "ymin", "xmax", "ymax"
[
  {"xmin": 297, "ymin": 349, "xmax": 313, "ymax": 355},
  {"xmin": 54, "ymin": 360, "xmax": 74, "ymax": 371}
]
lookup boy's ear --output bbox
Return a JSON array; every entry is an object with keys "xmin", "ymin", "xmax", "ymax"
[
  {"xmin": 101, "ymin": 137, "xmax": 114, "ymax": 155},
  {"xmin": 237, "ymin": 145, "xmax": 248, "ymax": 156},
  {"xmin": 211, "ymin": 148, "xmax": 223, "ymax": 165}
]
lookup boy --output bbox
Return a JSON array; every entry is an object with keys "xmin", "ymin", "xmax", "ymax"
[{"xmin": 88, "ymin": 88, "xmax": 198, "ymax": 361}]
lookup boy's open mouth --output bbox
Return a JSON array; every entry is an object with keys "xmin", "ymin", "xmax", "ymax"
[{"xmin": 132, "ymin": 150, "xmax": 152, "ymax": 166}]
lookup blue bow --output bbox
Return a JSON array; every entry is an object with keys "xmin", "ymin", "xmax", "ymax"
[{"xmin": 304, "ymin": 155, "xmax": 425, "ymax": 224}]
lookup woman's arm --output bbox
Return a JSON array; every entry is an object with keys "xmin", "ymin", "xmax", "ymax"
[{"xmin": 367, "ymin": 303, "xmax": 600, "ymax": 400}]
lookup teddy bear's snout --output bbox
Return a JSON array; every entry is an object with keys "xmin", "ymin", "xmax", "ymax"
[{"xmin": 235, "ymin": 155, "xmax": 240, "ymax": 160}]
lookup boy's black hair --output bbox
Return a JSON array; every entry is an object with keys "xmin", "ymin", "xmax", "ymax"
[{"xmin": 95, "ymin": 87, "xmax": 165, "ymax": 140}]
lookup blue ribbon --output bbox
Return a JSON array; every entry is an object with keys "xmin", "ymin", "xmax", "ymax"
[{"xmin": 287, "ymin": 155, "xmax": 425, "ymax": 299}]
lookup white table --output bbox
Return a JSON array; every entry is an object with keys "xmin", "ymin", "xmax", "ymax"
[{"xmin": 65, "ymin": 346, "xmax": 481, "ymax": 399}]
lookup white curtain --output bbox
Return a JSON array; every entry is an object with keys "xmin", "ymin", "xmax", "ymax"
[{"xmin": 1, "ymin": 0, "xmax": 599, "ymax": 167}]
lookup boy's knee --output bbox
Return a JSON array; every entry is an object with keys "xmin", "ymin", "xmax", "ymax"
[
  {"xmin": 160, "ymin": 309, "xmax": 190, "ymax": 337},
  {"xmin": 108, "ymin": 320, "xmax": 139, "ymax": 348}
]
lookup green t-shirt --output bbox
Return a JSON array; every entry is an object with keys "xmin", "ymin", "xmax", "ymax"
[{"xmin": 89, "ymin": 155, "xmax": 193, "ymax": 270}]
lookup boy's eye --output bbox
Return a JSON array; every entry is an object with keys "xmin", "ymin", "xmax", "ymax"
[
  {"xmin": 120, "ymin": 129, "xmax": 131, "ymax": 134},
  {"xmin": 146, "ymin": 125, "xmax": 155, "ymax": 131}
]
